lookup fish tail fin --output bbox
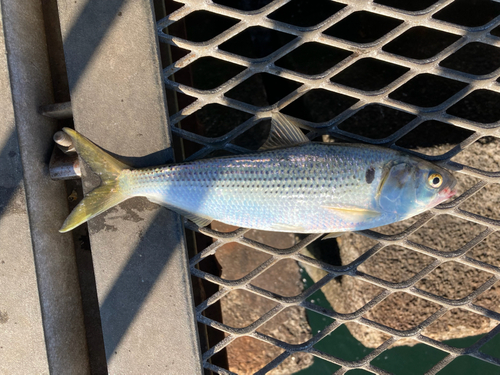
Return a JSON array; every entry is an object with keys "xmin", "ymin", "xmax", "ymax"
[{"xmin": 59, "ymin": 128, "xmax": 131, "ymax": 233}]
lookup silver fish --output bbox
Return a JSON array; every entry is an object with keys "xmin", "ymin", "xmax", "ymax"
[{"xmin": 59, "ymin": 114, "xmax": 456, "ymax": 234}]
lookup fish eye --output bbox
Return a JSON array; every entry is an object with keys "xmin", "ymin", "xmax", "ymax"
[{"xmin": 428, "ymin": 173, "xmax": 443, "ymax": 188}]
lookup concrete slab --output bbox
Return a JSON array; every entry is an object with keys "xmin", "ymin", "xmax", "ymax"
[
  {"xmin": 0, "ymin": 7, "xmax": 49, "ymax": 373},
  {"xmin": 1, "ymin": 0, "xmax": 90, "ymax": 373},
  {"xmin": 57, "ymin": 0, "xmax": 202, "ymax": 373}
]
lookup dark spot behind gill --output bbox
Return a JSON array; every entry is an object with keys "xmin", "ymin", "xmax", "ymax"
[{"xmin": 365, "ymin": 167, "xmax": 375, "ymax": 184}]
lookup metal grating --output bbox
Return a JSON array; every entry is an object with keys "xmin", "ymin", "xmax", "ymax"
[{"xmin": 157, "ymin": 0, "xmax": 500, "ymax": 373}]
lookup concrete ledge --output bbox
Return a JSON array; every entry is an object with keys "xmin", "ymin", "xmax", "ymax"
[
  {"xmin": 0, "ymin": 0, "xmax": 89, "ymax": 373},
  {"xmin": 57, "ymin": 0, "xmax": 202, "ymax": 372}
]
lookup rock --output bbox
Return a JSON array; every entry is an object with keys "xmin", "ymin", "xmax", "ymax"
[{"xmin": 212, "ymin": 222, "xmax": 313, "ymax": 374}]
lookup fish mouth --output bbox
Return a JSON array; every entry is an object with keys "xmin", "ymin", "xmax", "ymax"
[
  {"xmin": 429, "ymin": 185, "xmax": 457, "ymax": 207},
  {"xmin": 439, "ymin": 186, "xmax": 457, "ymax": 200}
]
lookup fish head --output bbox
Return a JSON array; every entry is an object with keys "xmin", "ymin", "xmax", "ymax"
[{"xmin": 376, "ymin": 158, "xmax": 456, "ymax": 218}]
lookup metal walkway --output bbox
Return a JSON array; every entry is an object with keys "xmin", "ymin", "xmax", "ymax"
[{"xmin": 2, "ymin": 0, "xmax": 500, "ymax": 374}]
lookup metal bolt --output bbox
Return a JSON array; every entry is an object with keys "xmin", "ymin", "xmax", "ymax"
[{"xmin": 54, "ymin": 131, "xmax": 75, "ymax": 153}]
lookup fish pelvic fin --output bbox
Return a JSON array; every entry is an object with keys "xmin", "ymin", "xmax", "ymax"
[{"xmin": 59, "ymin": 128, "xmax": 131, "ymax": 233}]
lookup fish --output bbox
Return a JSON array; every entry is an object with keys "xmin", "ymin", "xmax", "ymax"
[{"xmin": 58, "ymin": 113, "xmax": 457, "ymax": 235}]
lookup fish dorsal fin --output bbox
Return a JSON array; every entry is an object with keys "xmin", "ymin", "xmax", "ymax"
[{"xmin": 259, "ymin": 113, "xmax": 310, "ymax": 150}]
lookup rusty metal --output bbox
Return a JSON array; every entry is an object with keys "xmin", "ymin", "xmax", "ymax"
[{"xmin": 49, "ymin": 146, "xmax": 80, "ymax": 180}]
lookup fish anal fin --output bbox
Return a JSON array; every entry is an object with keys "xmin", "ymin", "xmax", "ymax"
[
  {"xmin": 270, "ymin": 223, "xmax": 307, "ymax": 232},
  {"xmin": 322, "ymin": 232, "xmax": 345, "ymax": 240},
  {"xmin": 259, "ymin": 113, "xmax": 310, "ymax": 150},
  {"xmin": 185, "ymin": 214, "xmax": 212, "ymax": 228},
  {"xmin": 146, "ymin": 197, "xmax": 212, "ymax": 228}
]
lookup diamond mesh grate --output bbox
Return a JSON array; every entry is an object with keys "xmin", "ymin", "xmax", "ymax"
[{"xmin": 157, "ymin": 0, "xmax": 500, "ymax": 373}]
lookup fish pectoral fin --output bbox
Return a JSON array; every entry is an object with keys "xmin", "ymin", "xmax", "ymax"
[
  {"xmin": 322, "ymin": 232, "xmax": 345, "ymax": 240},
  {"xmin": 259, "ymin": 112, "xmax": 310, "ymax": 150},
  {"xmin": 270, "ymin": 223, "xmax": 307, "ymax": 232},
  {"xmin": 146, "ymin": 197, "xmax": 212, "ymax": 228},
  {"xmin": 322, "ymin": 204, "xmax": 381, "ymax": 219}
]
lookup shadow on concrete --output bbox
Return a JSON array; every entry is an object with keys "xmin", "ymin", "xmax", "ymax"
[
  {"xmin": 1, "ymin": 0, "xmax": 195, "ymax": 370},
  {"xmin": 61, "ymin": 0, "xmax": 127, "ymax": 93},
  {"xmin": 0, "ymin": 130, "xmax": 24, "ymax": 218}
]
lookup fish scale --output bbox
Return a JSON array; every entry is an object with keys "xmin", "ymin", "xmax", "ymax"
[{"xmin": 120, "ymin": 143, "xmax": 398, "ymax": 233}]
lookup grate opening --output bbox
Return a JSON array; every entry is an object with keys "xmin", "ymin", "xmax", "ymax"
[
  {"xmin": 432, "ymin": 0, "xmax": 500, "ymax": 28},
  {"xmin": 416, "ymin": 261, "xmax": 492, "ymax": 300},
  {"xmin": 421, "ymin": 308, "xmax": 495, "ymax": 343},
  {"xmin": 281, "ymin": 89, "xmax": 359, "ymax": 123},
  {"xmin": 370, "ymin": 292, "xmax": 442, "ymax": 330},
  {"xmin": 447, "ymin": 90, "xmax": 500, "ymax": 124},
  {"xmin": 275, "ymin": 42, "xmax": 352, "ymax": 75},
  {"xmin": 250, "ymin": 261, "xmax": 305, "ymax": 296},
  {"xmin": 169, "ymin": 57, "xmax": 246, "ymax": 91},
  {"xmin": 337, "ymin": 104, "xmax": 415, "ymax": 139},
  {"xmin": 166, "ymin": 10, "xmax": 239, "ymax": 42},
  {"xmin": 165, "ymin": 88, "xmax": 197, "ymax": 114},
  {"xmin": 171, "ymin": 134, "xmax": 203, "ymax": 159},
  {"xmin": 179, "ymin": 104, "xmax": 253, "ymax": 138},
  {"xmin": 219, "ymin": 26, "xmax": 296, "ymax": 59},
  {"xmin": 330, "ymin": 58, "xmax": 410, "ymax": 92},
  {"xmin": 313, "ymin": 322, "xmax": 377, "ymax": 362},
  {"xmin": 209, "ymin": 289, "xmax": 279, "ymax": 328},
  {"xmin": 267, "ymin": 0, "xmax": 346, "ymax": 28},
  {"xmin": 491, "ymin": 25, "xmax": 500, "ymax": 37},
  {"xmin": 467, "ymin": 233, "xmax": 500, "ymax": 268},
  {"xmin": 372, "ymin": 343, "xmax": 448, "ymax": 375},
  {"xmin": 382, "ymin": 26, "xmax": 461, "ymax": 60},
  {"xmin": 474, "ymin": 281, "xmax": 500, "ymax": 315},
  {"xmin": 440, "ymin": 42, "xmax": 500, "ymax": 76},
  {"xmin": 225, "ymin": 336, "xmax": 285, "ymax": 373},
  {"xmin": 395, "ymin": 120, "xmax": 474, "ymax": 156},
  {"xmin": 371, "ymin": 213, "xmax": 424, "ymax": 236},
  {"xmin": 213, "ymin": 243, "xmax": 272, "ymax": 281},
  {"xmin": 358, "ymin": 245, "xmax": 435, "ymax": 284},
  {"xmin": 255, "ymin": 306, "xmax": 312, "ymax": 344},
  {"xmin": 389, "ymin": 73, "xmax": 468, "ymax": 108},
  {"xmin": 225, "ymin": 72, "xmax": 302, "ymax": 107},
  {"xmin": 444, "ymin": 354, "xmax": 500, "ymax": 374},
  {"xmin": 480, "ymin": 331, "xmax": 500, "ymax": 359},
  {"xmin": 451, "ymin": 136, "xmax": 500, "ymax": 172},
  {"xmin": 460, "ymin": 183, "xmax": 500, "ymax": 221},
  {"xmin": 323, "ymin": 11, "xmax": 403, "ymax": 44},
  {"xmin": 407, "ymin": 214, "xmax": 485, "ymax": 253},
  {"xmin": 231, "ymin": 120, "xmax": 272, "ymax": 151}
]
